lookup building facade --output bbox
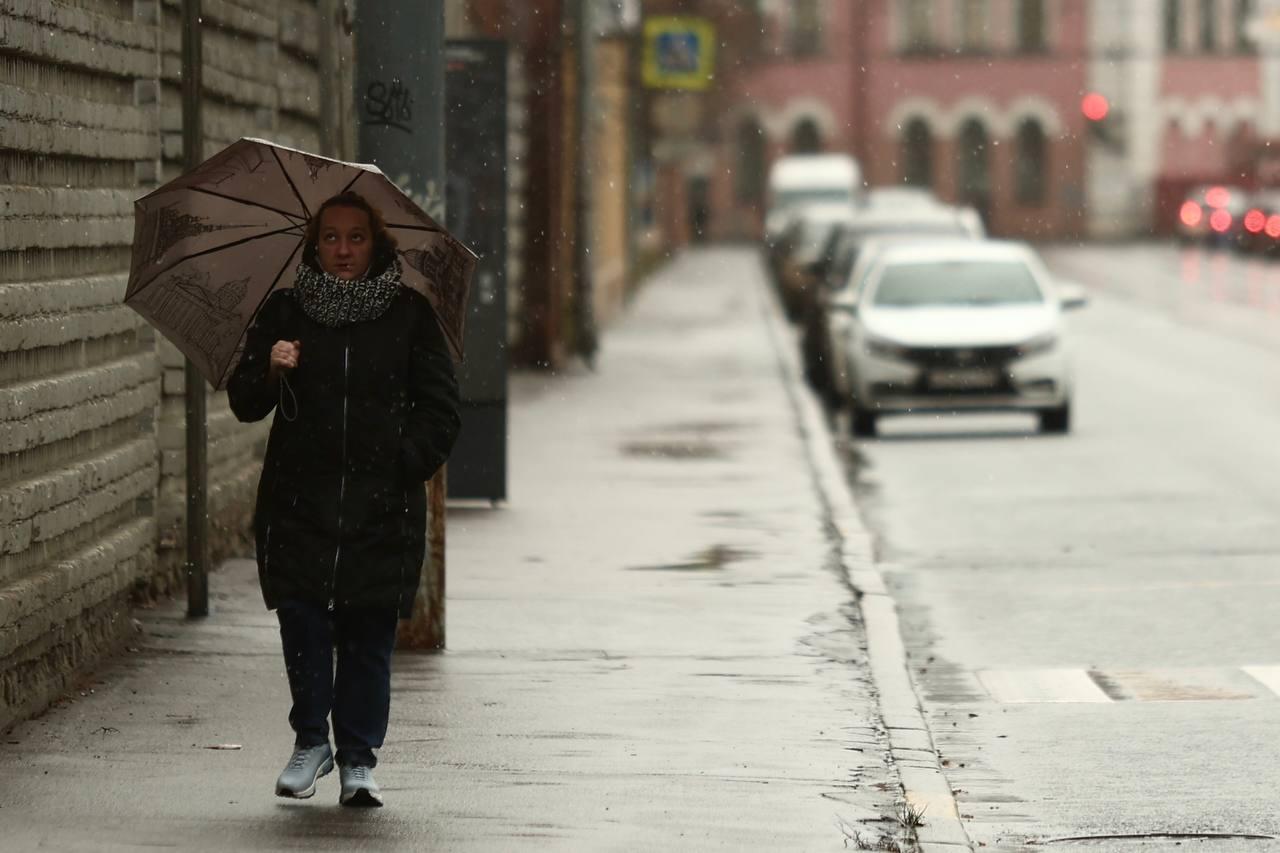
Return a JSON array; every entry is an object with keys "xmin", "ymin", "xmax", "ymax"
[{"xmin": 664, "ymin": 0, "xmax": 1271, "ymax": 243}]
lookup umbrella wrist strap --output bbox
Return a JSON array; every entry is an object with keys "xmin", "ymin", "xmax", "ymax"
[{"xmin": 279, "ymin": 374, "xmax": 298, "ymax": 422}]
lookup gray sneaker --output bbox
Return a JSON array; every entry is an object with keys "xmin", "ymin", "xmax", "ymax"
[
  {"xmin": 275, "ymin": 743, "xmax": 334, "ymax": 798},
  {"xmin": 338, "ymin": 764, "xmax": 383, "ymax": 807}
]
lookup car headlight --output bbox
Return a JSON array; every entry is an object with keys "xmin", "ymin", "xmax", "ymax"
[
  {"xmin": 1015, "ymin": 332, "xmax": 1058, "ymax": 357},
  {"xmin": 865, "ymin": 334, "xmax": 912, "ymax": 361}
]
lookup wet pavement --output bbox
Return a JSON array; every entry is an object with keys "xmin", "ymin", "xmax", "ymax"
[
  {"xmin": 848, "ymin": 242, "xmax": 1280, "ymax": 850},
  {"xmin": 0, "ymin": 249, "xmax": 902, "ymax": 851}
]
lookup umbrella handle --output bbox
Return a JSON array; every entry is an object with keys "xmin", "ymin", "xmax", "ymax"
[{"xmin": 279, "ymin": 374, "xmax": 299, "ymax": 422}]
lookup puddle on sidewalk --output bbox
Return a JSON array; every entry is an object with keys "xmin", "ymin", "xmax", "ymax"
[{"xmin": 626, "ymin": 544, "xmax": 755, "ymax": 572}]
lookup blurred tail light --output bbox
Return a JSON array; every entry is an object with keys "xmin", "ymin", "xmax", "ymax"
[
  {"xmin": 1245, "ymin": 209, "xmax": 1266, "ymax": 233},
  {"xmin": 1210, "ymin": 209, "xmax": 1233, "ymax": 233},
  {"xmin": 1266, "ymin": 214, "xmax": 1280, "ymax": 239},
  {"xmin": 1180, "ymin": 201, "xmax": 1203, "ymax": 227},
  {"xmin": 1206, "ymin": 186, "xmax": 1231, "ymax": 208}
]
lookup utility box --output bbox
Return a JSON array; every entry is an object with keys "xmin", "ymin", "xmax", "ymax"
[{"xmin": 445, "ymin": 40, "xmax": 508, "ymax": 501}]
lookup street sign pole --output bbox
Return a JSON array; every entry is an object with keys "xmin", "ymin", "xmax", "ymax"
[
  {"xmin": 354, "ymin": 0, "xmax": 448, "ymax": 650},
  {"xmin": 182, "ymin": 0, "xmax": 209, "ymax": 619}
]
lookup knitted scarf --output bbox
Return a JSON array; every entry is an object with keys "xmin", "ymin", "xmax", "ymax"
[{"xmin": 292, "ymin": 257, "xmax": 402, "ymax": 327}]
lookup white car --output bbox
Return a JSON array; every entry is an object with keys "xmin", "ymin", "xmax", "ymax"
[
  {"xmin": 829, "ymin": 241, "xmax": 1087, "ymax": 437},
  {"xmin": 764, "ymin": 154, "xmax": 862, "ymax": 246}
]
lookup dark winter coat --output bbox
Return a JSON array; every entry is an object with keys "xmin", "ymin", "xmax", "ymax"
[{"xmin": 227, "ymin": 283, "xmax": 460, "ymax": 618}]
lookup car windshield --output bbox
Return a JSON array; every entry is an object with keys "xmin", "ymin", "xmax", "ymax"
[
  {"xmin": 852, "ymin": 222, "xmax": 968, "ymax": 239},
  {"xmin": 871, "ymin": 260, "xmax": 1045, "ymax": 307},
  {"xmin": 776, "ymin": 188, "xmax": 852, "ymax": 208}
]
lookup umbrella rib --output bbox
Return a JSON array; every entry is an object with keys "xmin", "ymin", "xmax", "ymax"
[
  {"xmin": 183, "ymin": 186, "xmax": 308, "ymax": 224},
  {"xmin": 269, "ymin": 146, "xmax": 311, "ymax": 219},
  {"xmin": 215, "ymin": 240, "xmax": 304, "ymax": 390},
  {"xmin": 127, "ymin": 224, "xmax": 305, "ymax": 301},
  {"xmin": 338, "ymin": 171, "xmax": 364, "ymax": 196}
]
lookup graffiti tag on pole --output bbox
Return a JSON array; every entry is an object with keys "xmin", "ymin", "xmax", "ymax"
[{"xmin": 363, "ymin": 78, "xmax": 413, "ymax": 132}]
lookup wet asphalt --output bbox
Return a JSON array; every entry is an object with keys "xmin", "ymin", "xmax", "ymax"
[{"xmin": 846, "ymin": 242, "xmax": 1280, "ymax": 850}]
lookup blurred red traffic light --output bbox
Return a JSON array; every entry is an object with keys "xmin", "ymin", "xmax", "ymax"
[
  {"xmin": 1245, "ymin": 209, "xmax": 1266, "ymax": 233},
  {"xmin": 1180, "ymin": 201, "xmax": 1203, "ymax": 227},
  {"xmin": 1082, "ymin": 93, "xmax": 1110, "ymax": 122},
  {"xmin": 1210, "ymin": 208, "xmax": 1232, "ymax": 233},
  {"xmin": 1205, "ymin": 186, "xmax": 1231, "ymax": 208}
]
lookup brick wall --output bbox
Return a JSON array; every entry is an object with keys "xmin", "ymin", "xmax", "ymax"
[{"xmin": 0, "ymin": 0, "xmax": 351, "ymax": 733}]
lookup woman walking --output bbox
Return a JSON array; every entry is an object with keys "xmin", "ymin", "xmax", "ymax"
[{"xmin": 228, "ymin": 191, "xmax": 460, "ymax": 807}]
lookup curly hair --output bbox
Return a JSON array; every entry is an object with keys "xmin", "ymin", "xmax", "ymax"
[{"xmin": 302, "ymin": 191, "xmax": 399, "ymax": 275}]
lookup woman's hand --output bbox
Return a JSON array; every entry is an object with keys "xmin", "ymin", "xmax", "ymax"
[{"xmin": 268, "ymin": 340, "xmax": 301, "ymax": 380}]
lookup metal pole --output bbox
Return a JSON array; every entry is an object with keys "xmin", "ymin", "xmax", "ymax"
[
  {"xmin": 354, "ymin": 0, "xmax": 447, "ymax": 649},
  {"xmin": 572, "ymin": 0, "xmax": 599, "ymax": 364},
  {"xmin": 182, "ymin": 0, "xmax": 209, "ymax": 618}
]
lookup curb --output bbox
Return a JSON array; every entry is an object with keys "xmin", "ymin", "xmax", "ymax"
[{"xmin": 757, "ymin": 262, "xmax": 972, "ymax": 851}]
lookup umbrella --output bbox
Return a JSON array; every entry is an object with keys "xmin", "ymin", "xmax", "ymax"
[{"xmin": 125, "ymin": 138, "xmax": 477, "ymax": 389}]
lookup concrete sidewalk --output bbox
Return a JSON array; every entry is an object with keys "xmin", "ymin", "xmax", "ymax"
[{"xmin": 0, "ymin": 250, "xmax": 906, "ymax": 851}]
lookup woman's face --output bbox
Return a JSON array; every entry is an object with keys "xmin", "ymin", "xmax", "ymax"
[{"xmin": 317, "ymin": 205, "xmax": 374, "ymax": 280}]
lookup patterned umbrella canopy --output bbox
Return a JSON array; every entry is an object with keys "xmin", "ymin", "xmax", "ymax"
[{"xmin": 125, "ymin": 137, "xmax": 476, "ymax": 389}]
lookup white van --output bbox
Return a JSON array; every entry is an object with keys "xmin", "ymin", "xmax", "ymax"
[{"xmin": 764, "ymin": 154, "xmax": 863, "ymax": 245}]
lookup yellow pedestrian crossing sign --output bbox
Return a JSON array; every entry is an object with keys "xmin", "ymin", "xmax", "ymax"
[{"xmin": 643, "ymin": 17, "xmax": 715, "ymax": 91}]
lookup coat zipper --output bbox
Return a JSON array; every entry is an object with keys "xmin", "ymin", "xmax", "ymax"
[{"xmin": 328, "ymin": 336, "xmax": 351, "ymax": 611}]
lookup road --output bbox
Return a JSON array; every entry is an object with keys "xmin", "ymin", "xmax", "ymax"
[{"xmin": 841, "ymin": 243, "xmax": 1280, "ymax": 849}]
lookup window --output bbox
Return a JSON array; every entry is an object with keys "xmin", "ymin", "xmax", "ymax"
[
  {"xmin": 1164, "ymin": 0, "xmax": 1182, "ymax": 52},
  {"xmin": 790, "ymin": 0, "xmax": 823, "ymax": 57},
  {"xmin": 904, "ymin": 0, "xmax": 933, "ymax": 52},
  {"xmin": 958, "ymin": 0, "xmax": 988, "ymax": 52},
  {"xmin": 956, "ymin": 119, "xmax": 990, "ymax": 218},
  {"xmin": 902, "ymin": 119, "xmax": 933, "ymax": 188},
  {"xmin": 1236, "ymin": 0, "xmax": 1255, "ymax": 52},
  {"xmin": 1017, "ymin": 0, "xmax": 1047, "ymax": 52},
  {"xmin": 872, "ymin": 261, "xmax": 1045, "ymax": 307},
  {"xmin": 1200, "ymin": 0, "xmax": 1218, "ymax": 51},
  {"xmin": 735, "ymin": 119, "xmax": 766, "ymax": 204},
  {"xmin": 1014, "ymin": 120, "xmax": 1048, "ymax": 206},
  {"xmin": 791, "ymin": 119, "xmax": 823, "ymax": 154}
]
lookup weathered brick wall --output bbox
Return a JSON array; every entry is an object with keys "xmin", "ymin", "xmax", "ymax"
[{"xmin": 0, "ymin": 0, "xmax": 351, "ymax": 732}]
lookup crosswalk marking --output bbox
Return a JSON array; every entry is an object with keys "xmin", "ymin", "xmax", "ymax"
[
  {"xmin": 976, "ymin": 669, "xmax": 1112, "ymax": 703},
  {"xmin": 1242, "ymin": 665, "xmax": 1280, "ymax": 697},
  {"xmin": 974, "ymin": 666, "xmax": 1280, "ymax": 703}
]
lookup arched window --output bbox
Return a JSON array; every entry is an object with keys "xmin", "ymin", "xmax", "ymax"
[
  {"xmin": 735, "ymin": 118, "xmax": 766, "ymax": 204},
  {"xmin": 790, "ymin": 0, "xmax": 823, "ymax": 57},
  {"xmin": 958, "ymin": 0, "xmax": 988, "ymax": 52},
  {"xmin": 1164, "ymin": 0, "xmax": 1181, "ymax": 52},
  {"xmin": 1014, "ymin": 119, "xmax": 1048, "ymax": 206},
  {"xmin": 1017, "ymin": 0, "xmax": 1046, "ymax": 53},
  {"xmin": 902, "ymin": 119, "xmax": 933, "ymax": 188},
  {"xmin": 956, "ymin": 118, "xmax": 991, "ymax": 220},
  {"xmin": 1199, "ymin": 0, "xmax": 1217, "ymax": 51},
  {"xmin": 791, "ymin": 118, "xmax": 823, "ymax": 154},
  {"xmin": 1235, "ymin": 0, "xmax": 1253, "ymax": 52},
  {"xmin": 903, "ymin": 0, "xmax": 933, "ymax": 52}
]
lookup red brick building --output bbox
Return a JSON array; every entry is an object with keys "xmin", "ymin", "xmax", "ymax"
[{"xmin": 653, "ymin": 0, "xmax": 1269, "ymax": 244}]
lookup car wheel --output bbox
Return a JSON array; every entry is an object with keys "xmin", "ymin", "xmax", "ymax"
[
  {"xmin": 850, "ymin": 406, "xmax": 877, "ymax": 438},
  {"xmin": 1038, "ymin": 403, "xmax": 1070, "ymax": 434}
]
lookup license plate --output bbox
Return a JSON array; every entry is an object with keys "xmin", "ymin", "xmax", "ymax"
[{"xmin": 928, "ymin": 368, "xmax": 1000, "ymax": 390}]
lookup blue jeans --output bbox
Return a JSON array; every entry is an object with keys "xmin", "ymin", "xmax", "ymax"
[{"xmin": 276, "ymin": 599, "xmax": 399, "ymax": 768}]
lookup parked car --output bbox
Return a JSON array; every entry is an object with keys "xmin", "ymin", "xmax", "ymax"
[
  {"xmin": 1234, "ymin": 190, "xmax": 1280, "ymax": 255},
  {"xmin": 776, "ymin": 201, "xmax": 858, "ymax": 320},
  {"xmin": 827, "ymin": 241, "xmax": 1087, "ymax": 437},
  {"xmin": 1177, "ymin": 184, "xmax": 1247, "ymax": 246},
  {"xmin": 764, "ymin": 154, "xmax": 863, "ymax": 249},
  {"xmin": 801, "ymin": 206, "xmax": 985, "ymax": 398},
  {"xmin": 861, "ymin": 185, "xmax": 943, "ymax": 212}
]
